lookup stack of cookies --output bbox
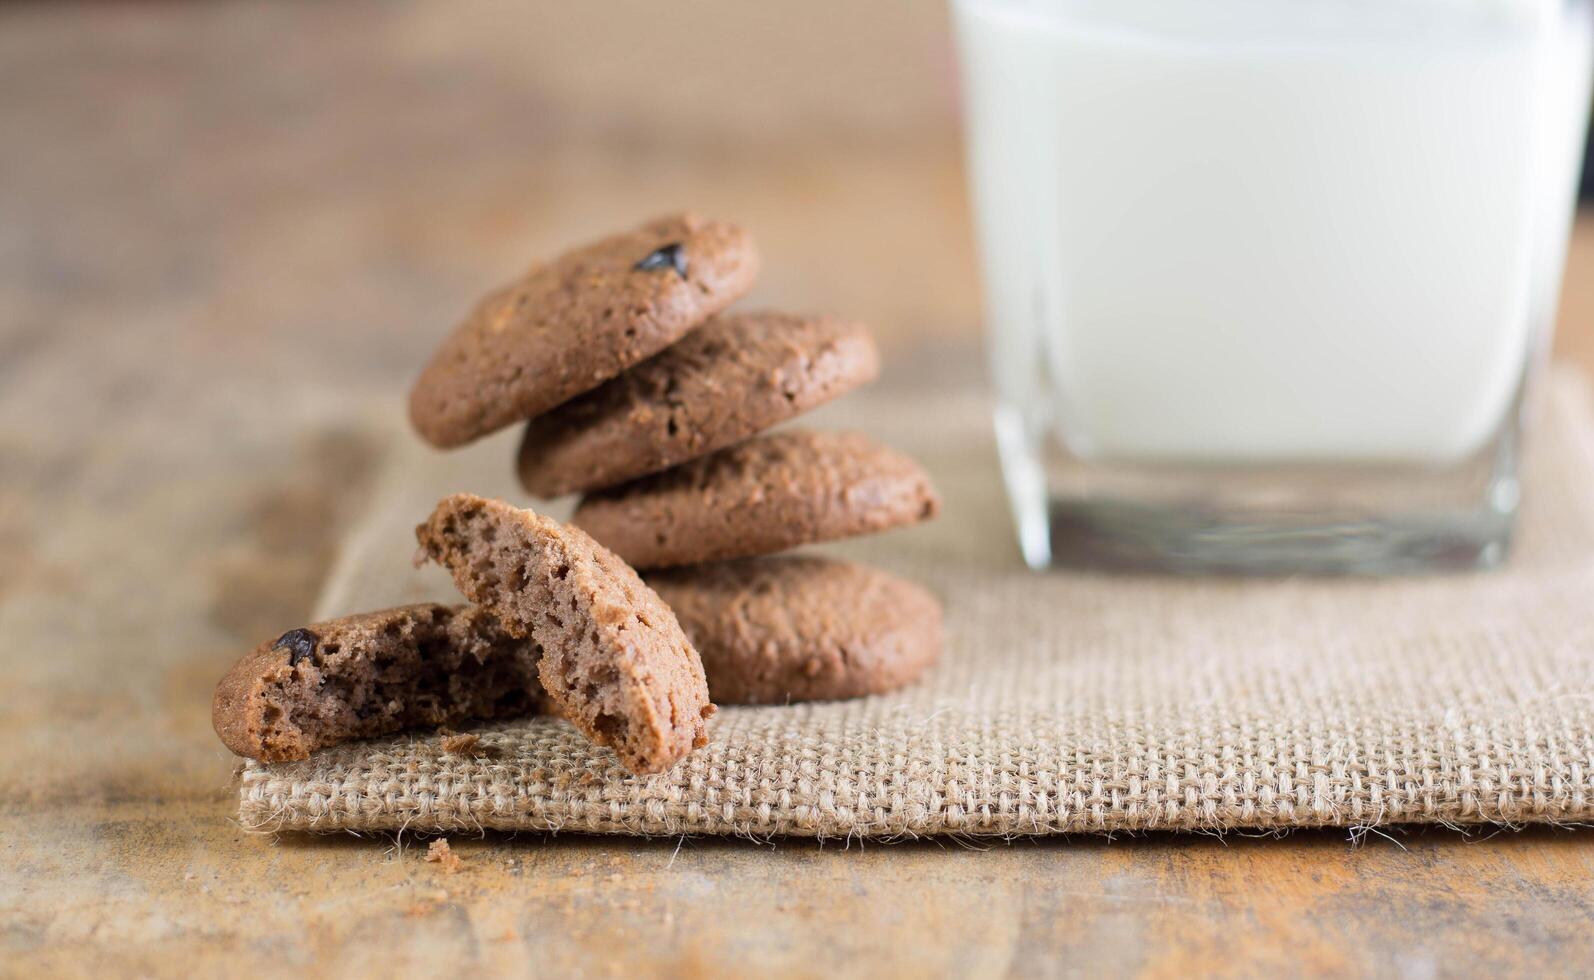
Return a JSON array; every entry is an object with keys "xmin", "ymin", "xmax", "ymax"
[{"xmin": 212, "ymin": 214, "xmax": 942, "ymax": 776}]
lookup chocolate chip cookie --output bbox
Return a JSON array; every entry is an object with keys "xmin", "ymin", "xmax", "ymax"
[
  {"xmin": 416, "ymin": 493, "xmax": 714, "ymax": 774},
  {"xmin": 409, "ymin": 213, "xmax": 759, "ymax": 448},
  {"xmin": 212, "ymin": 603, "xmax": 544, "ymax": 763},
  {"xmin": 647, "ymin": 556, "xmax": 942, "ymax": 704},
  {"xmin": 516, "ymin": 312, "xmax": 879, "ymax": 497},
  {"xmin": 571, "ymin": 429, "xmax": 941, "ymax": 568}
]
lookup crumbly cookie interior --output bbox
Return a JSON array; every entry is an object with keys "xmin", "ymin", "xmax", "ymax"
[
  {"xmin": 422, "ymin": 501, "xmax": 684, "ymax": 772},
  {"xmin": 254, "ymin": 610, "xmax": 539, "ymax": 760}
]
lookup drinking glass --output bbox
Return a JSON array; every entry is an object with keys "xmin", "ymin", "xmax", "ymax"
[{"xmin": 952, "ymin": 0, "xmax": 1594, "ymax": 573}]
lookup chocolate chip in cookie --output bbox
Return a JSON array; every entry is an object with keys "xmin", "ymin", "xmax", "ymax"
[
  {"xmin": 633, "ymin": 243, "xmax": 689, "ymax": 277},
  {"xmin": 272, "ymin": 627, "xmax": 319, "ymax": 667}
]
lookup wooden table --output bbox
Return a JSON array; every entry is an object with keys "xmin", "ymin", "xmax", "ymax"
[{"xmin": 4, "ymin": 2, "xmax": 1592, "ymax": 974}]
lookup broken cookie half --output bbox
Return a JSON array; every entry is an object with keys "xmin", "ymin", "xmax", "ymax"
[
  {"xmin": 211, "ymin": 603, "xmax": 543, "ymax": 763},
  {"xmin": 416, "ymin": 493, "xmax": 714, "ymax": 775}
]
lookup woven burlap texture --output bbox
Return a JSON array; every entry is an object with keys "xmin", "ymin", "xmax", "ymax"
[{"xmin": 239, "ymin": 371, "xmax": 1594, "ymax": 838}]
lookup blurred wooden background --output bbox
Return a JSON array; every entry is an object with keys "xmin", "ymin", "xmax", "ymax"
[{"xmin": 3, "ymin": 2, "xmax": 1592, "ymax": 975}]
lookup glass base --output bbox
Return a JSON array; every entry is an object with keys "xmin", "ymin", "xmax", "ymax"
[{"xmin": 995, "ymin": 404, "xmax": 1522, "ymax": 576}]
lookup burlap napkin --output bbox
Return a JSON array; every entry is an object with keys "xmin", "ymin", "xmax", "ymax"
[{"xmin": 239, "ymin": 369, "xmax": 1594, "ymax": 837}]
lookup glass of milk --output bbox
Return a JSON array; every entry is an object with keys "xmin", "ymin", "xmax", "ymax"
[{"xmin": 953, "ymin": 0, "xmax": 1593, "ymax": 573}]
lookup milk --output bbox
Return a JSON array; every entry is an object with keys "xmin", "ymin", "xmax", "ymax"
[{"xmin": 955, "ymin": 0, "xmax": 1593, "ymax": 464}]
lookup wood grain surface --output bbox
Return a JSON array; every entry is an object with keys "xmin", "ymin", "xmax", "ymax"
[{"xmin": 3, "ymin": 2, "xmax": 1592, "ymax": 976}]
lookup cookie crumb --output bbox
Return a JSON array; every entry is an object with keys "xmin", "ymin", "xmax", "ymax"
[
  {"xmin": 425, "ymin": 838, "xmax": 463, "ymax": 874},
  {"xmin": 440, "ymin": 732, "xmax": 481, "ymax": 755}
]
